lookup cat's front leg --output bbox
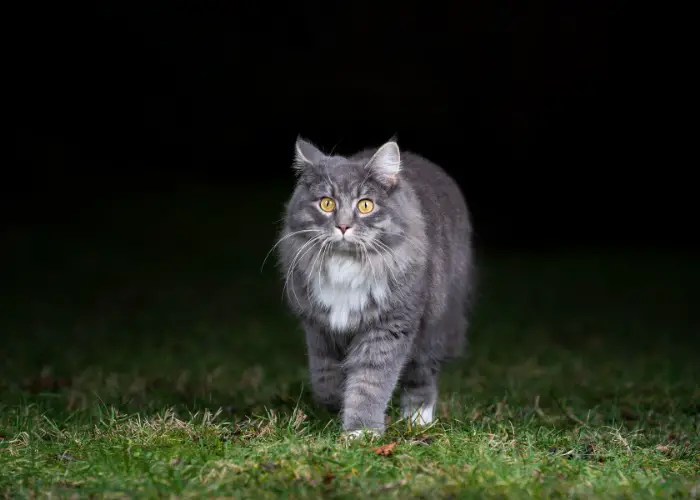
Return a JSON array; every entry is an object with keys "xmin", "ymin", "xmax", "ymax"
[
  {"xmin": 341, "ymin": 327, "xmax": 414, "ymax": 437},
  {"xmin": 304, "ymin": 321, "xmax": 344, "ymax": 412}
]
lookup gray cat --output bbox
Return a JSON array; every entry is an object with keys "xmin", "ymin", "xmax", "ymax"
[{"xmin": 276, "ymin": 137, "xmax": 474, "ymax": 438}]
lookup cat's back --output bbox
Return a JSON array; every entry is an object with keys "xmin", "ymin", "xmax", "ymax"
[
  {"xmin": 400, "ymin": 151, "xmax": 469, "ymax": 229},
  {"xmin": 401, "ymin": 150, "xmax": 473, "ymax": 356}
]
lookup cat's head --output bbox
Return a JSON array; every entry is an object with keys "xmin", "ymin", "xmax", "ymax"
[{"xmin": 284, "ymin": 137, "xmax": 414, "ymax": 254}]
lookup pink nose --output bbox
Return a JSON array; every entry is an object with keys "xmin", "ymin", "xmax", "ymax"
[{"xmin": 338, "ymin": 224, "xmax": 348, "ymax": 234}]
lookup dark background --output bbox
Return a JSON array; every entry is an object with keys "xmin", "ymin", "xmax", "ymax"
[{"xmin": 7, "ymin": 1, "xmax": 627, "ymax": 248}]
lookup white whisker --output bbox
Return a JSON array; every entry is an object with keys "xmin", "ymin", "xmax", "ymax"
[
  {"xmin": 379, "ymin": 230, "xmax": 428, "ymax": 257},
  {"xmin": 288, "ymin": 237, "xmax": 326, "ymax": 309},
  {"xmin": 307, "ymin": 237, "xmax": 330, "ymax": 292},
  {"xmin": 360, "ymin": 240, "xmax": 379, "ymax": 290},
  {"xmin": 317, "ymin": 239, "xmax": 333, "ymax": 289},
  {"xmin": 261, "ymin": 229, "xmax": 322, "ymax": 272},
  {"xmin": 282, "ymin": 233, "xmax": 326, "ymax": 307},
  {"xmin": 365, "ymin": 238, "xmax": 401, "ymax": 288}
]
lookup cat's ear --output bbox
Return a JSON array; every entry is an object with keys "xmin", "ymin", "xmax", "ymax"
[
  {"xmin": 293, "ymin": 137, "xmax": 326, "ymax": 174},
  {"xmin": 365, "ymin": 141, "xmax": 401, "ymax": 187}
]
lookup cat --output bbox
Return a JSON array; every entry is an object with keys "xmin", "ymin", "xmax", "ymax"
[{"xmin": 276, "ymin": 137, "xmax": 474, "ymax": 438}]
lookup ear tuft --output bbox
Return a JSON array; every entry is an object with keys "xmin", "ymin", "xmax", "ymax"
[
  {"xmin": 365, "ymin": 141, "xmax": 401, "ymax": 186},
  {"xmin": 293, "ymin": 136, "xmax": 326, "ymax": 175}
]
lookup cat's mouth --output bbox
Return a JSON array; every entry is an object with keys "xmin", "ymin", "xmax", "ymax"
[
  {"xmin": 333, "ymin": 238, "xmax": 355, "ymax": 248},
  {"xmin": 331, "ymin": 238, "xmax": 361, "ymax": 254}
]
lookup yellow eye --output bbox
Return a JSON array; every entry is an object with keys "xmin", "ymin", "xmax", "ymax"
[
  {"xmin": 357, "ymin": 199, "xmax": 374, "ymax": 214},
  {"xmin": 319, "ymin": 197, "xmax": 336, "ymax": 212}
]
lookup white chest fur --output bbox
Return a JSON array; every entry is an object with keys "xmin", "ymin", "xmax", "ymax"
[{"xmin": 312, "ymin": 254, "xmax": 389, "ymax": 331}]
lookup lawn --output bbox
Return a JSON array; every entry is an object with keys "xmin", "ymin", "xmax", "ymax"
[{"xmin": 1, "ymin": 184, "xmax": 698, "ymax": 498}]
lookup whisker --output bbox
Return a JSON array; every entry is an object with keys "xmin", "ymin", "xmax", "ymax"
[
  {"xmin": 291, "ymin": 236, "xmax": 329, "ymax": 308},
  {"xmin": 282, "ymin": 233, "xmax": 326, "ymax": 307},
  {"xmin": 360, "ymin": 241, "xmax": 379, "ymax": 290},
  {"xmin": 283, "ymin": 234, "xmax": 324, "ymax": 291},
  {"xmin": 317, "ymin": 239, "xmax": 333, "ymax": 290},
  {"xmin": 371, "ymin": 238, "xmax": 408, "ymax": 269},
  {"xmin": 307, "ymin": 237, "xmax": 330, "ymax": 292},
  {"xmin": 378, "ymin": 230, "xmax": 428, "ymax": 257},
  {"xmin": 282, "ymin": 237, "xmax": 318, "ymax": 296},
  {"xmin": 261, "ymin": 229, "xmax": 322, "ymax": 273},
  {"xmin": 365, "ymin": 239, "xmax": 400, "ymax": 287}
]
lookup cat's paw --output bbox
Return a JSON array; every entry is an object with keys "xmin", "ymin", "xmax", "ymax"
[
  {"xmin": 340, "ymin": 429, "xmax": 382, "ymax": 441},
  {"xmin": 401, "ymin": 404, "xmax": 435, "ymax": 426}
]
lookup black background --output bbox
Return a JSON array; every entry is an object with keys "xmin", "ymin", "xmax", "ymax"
[
  {"xmin": 7, "ymin": 1, "xmax": 628, "ymax": 248},
  {"xmin": 9, "ymin": 2, "xmax": 689, "ymax": 251}
]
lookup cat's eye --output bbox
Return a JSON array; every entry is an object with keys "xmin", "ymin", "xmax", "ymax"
[
  {"xmin": 319, "ymin": 197, "xmax": 336, "ymax": 212},
  {"xmin": 357, "ymin": 199, "xmax": 374, "ymax": 214}
]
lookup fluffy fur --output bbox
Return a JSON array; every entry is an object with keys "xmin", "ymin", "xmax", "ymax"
[{"xmin": 276, "ymin": 137, "xmax": 474, "ymax": 436}]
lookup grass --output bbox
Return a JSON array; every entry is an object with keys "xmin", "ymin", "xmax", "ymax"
[{"xmin": 1, "ymin": 184, "xmax": 698, "ymax": 498}]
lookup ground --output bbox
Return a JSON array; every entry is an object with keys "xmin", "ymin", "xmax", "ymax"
[{"xmin": 1, "ymin": 185, "xmax": 698, "ymax": 498}]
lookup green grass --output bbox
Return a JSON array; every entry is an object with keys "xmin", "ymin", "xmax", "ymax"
[{"xmin": 1, "ymin": 185, "xmax": 698, "ymax": 498}]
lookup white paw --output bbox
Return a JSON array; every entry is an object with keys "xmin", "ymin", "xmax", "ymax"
[
  {"xmin": 402, "ymin": 404, "xmax": 434, "ymax": 426},
  {"xmin": 341, "ymin": 429, "xmax": 381, "ymax": 440}
]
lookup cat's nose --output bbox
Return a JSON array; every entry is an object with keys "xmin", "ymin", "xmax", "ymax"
[{"xmin": 337, "ymin": 224, "xmax": 349, "ymax": 234}]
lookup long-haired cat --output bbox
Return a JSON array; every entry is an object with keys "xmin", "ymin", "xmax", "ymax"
[{"xmin": 276, "ymin": 137, "xmax": 474, "ymax": 437}]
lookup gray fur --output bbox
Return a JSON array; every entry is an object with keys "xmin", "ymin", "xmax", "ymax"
[{"xmin": 276, "ymin": 137, "xmax": 474, "ymax": 435}]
